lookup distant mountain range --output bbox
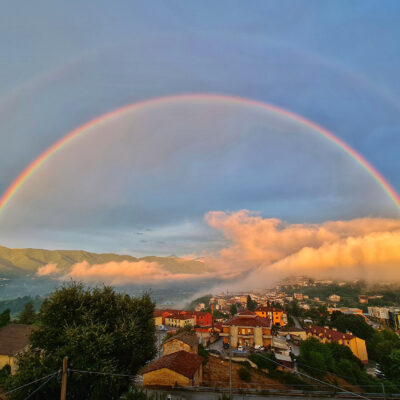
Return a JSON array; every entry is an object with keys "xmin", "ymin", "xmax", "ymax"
[{"xmin": 0, "ymin": 245, "xmax": 206, "ymax": 278}]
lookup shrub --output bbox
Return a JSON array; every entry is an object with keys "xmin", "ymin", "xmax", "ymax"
[{"xmin": 238, "ymin": 366, "xmax": 251, "ymax": 382}]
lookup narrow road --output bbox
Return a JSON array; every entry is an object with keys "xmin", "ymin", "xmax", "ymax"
[{"xmin": 292, "ymin": 316, "xmax": 302, "ymax": 329}]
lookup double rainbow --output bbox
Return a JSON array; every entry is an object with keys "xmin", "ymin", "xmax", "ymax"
[{"xmin": 1, "ymin": 93, "xmax": 399, "ymax": 214}]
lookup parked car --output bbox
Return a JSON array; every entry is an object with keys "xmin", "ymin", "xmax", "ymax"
[{"xmin": 237, "ymin": 345, "xmax": 244, "ymax": 351}]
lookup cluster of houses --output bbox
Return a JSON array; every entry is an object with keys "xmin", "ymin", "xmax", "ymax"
[
  {"xmin": 0, "ymin": 303, "xmax": 369, "ymax": 386},
  {"xmin": 145, "ymin": 305, "xmax": 369, "ymax": 387}
]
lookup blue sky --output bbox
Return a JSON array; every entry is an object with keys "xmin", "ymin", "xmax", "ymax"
[{"xmin": 1, "ymin": 1, "xmax": 400, "ymax": 255}]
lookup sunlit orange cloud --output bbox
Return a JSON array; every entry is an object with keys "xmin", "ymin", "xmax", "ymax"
[
  {"xmin": 37, "ymin": 263, "xmax": 61, "ymax": 276},
  {"xmin": 36, "ymin": 211, "xmax": 400, "ymax": 286},
  {"xmin": 205, "ymin": 210, "xmax": 400, "ymax": 284},
  {"xmin": 60, "ymin": 260, "xmax": 219, "ymax": 285}
]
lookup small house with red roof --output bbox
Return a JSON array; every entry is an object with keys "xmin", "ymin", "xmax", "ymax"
[{"xmin": 142, "ymin": 350, "xmax": 203, "ymax": 387}]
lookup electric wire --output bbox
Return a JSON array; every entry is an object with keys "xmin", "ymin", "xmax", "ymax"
[
  {"xmin": 22, "ymin": 373, "xmax": 57, "ymax": 400},
  {"xmin": 69, "ymin": 369, "xmax": 135, "ymax": 378},
  {"xmin": 0, "ymin": 370, "xmax": 60, "ymax": 399}
]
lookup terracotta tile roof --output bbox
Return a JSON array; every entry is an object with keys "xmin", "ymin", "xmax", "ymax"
[
  {"xmin": 307, "ymin": 325, "xmax": 355, "ymax": 341},
  {"xmin": 154, "ymin": 310, "xmax": 165, "ymax": 317},
  {"xmin": 0, "ymin": 324, "xmax": 36, "ymax": 356},
  {"xmin": 237, "ymin": 310, "xmax": 256, "ymax": 316},
  {"xmin": 223, "ymin": 315, "xmax": 272, "ymax": 328},
  {"xmin": 143, "ymin": 350, "xmax": 203, "ymax": 378},
  {"xmin": 163, "ymin": 332, "xmax": 198, "ymax": 347}
]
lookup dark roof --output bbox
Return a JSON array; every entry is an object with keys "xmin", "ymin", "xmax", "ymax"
[
  {"xmin": 256, "ymin": 306, "xmax": 283, "ymax": 313},
  {"xmin": 0, "ymin": 324, "xmax": 36, "ymax": 356},
  {"xmin": 278, "ymin": 326, "xmax": 305, "ymax": 333},
  {"xmin": 223, "ymin": 315, "xmax": 272, "ymax": 328},
  {"xmin": 163, "ymin": 332, "xmax": 198, "ymax": 347},
  {"xmin": 143, "ymin": 351, "xmax": 203, "ymax": 378},
  {"xmin": 307, "ymin": 326, "xmax": 355, "ymax": 341}
]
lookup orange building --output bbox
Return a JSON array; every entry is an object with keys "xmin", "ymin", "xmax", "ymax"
[
  {"xmin": 306, "ymin": 326, "xmax": 368, "ymax": 364},
  {"xmin": 220, "ymin": 310, "xmax": 272, "ymax": 348},
  {"xmin": 255, "ymin": 306, "xmax": 287, "ymax": 326}
]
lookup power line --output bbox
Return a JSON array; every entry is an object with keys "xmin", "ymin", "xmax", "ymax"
[
  {"xmin": 0, "ymin": 370, "xmax": 60, "ymax": 399},
  {"xmin": 69, "ymin": 369, "xmax": 136, "ymax": 378},
  {"xmin": 22, "ymin": 373, "xmax": 57, "ymax": 400}
]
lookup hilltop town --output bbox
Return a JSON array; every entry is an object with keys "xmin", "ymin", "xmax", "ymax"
[
  {"xmin": 0, "ymin": 278, "xmax": 399, "ymax": 398},
  {"xmin": 139, "ymin": 277, "xmax": 400, "ymax": 396}
]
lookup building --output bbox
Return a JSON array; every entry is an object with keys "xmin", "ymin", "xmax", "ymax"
[
  {"xmin": 368, "ymin": 307, "xmax": 390, "ymax": 321},
  {"xmin": 277, "ymin": 326, "xmax": 307, "ymax": 341},
  {"xmin": 271, "ymin": 336, "xmax": 293, "ymax": 369},
  {"xmin": 163, "ymin": 332, "xmax": 198, "ymax": 356},
  {"xmin": 255, "ymin": 306, "xmax": 287, "ymax": 326},
  {"xmin": 389, "ymin": 311, "xmax": 400, "ymax": 331},
  {"xmin": 294, "ymin": 293, "xmax": 303, "ymax": 301},
  {"xmin": 142, "ymin": 350, "xmax": 203, "ymax": 387},
  {"xmin": 328, "ymin": 307, "xmax": 363, "ymax": 315},
  {"xmin": 358, "ymin": 295, "xmax": 368, "ymax": 304},
  {"xmin": 165, "ymin": 314, "xmax": 195, "ymax": 328},
  {"xmin": 328, "ymin": 294, "xmax": 341, "ymax": 303},
  {"xmin": 194, "ymin": 303, "xmax": 205, "ymax": 311},
  {"xmin": 154, "ymin": 310, "xmax": 164, "ymax": 327},
  {"xmin": 220, "ymin": 310, "xmax": 272, "ymax": 349},
  {"xmin": 0, "ymin": 324, "xmax": 36, "ymax": 374},
  {"xmin": 306, "ymin": 326, "xmax": 368, "ymax": 364},
  {"xmin": 185, "ymin": 311, "xmax": 212, "ymax": 327}
]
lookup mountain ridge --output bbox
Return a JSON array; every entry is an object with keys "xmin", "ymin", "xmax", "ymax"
[{"xmin": 0, "ymin": 245, "xmax": 207, "ymax": 278}]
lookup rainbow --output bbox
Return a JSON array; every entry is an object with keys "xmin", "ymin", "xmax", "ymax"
[{"xmin": 1, "ymin": 93, "xmax": 399, "ymax": 215}]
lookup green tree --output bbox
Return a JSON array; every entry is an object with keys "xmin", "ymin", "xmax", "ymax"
[
  {"xmin": 286, "ymin": 300, "xmax": 301, "ymax": 317},
  {"xmin": 249, "ymin": 352, "xmax": 277, "ymax": 372},
  {"xmin": 0, "ymin": 309, "xmax": 10, "ymax": 328},
  {"xmin": 238, "ymin": 366, "xmax": 251, "ymax": 382},
  {"xmin": 330, "ymin": 314, "xmax": 374, "ymax": 342},
  {"xmin": 387, "ymin": 349, "xmax": 400, "ymax": 381},
  {"xmin": 17, "ymin": 301, "xmax": 36, "ymax": 325},
  {"xmin": 230, "ymin": 303, "xmax": 238, "ymax": 316},
  {"xmin": 5, "ymin": 282, "xmax": 156, "ymax": 400},
  {"xmin": 246, "ymin": 295, "xmax": 257, "ymax": 312}
]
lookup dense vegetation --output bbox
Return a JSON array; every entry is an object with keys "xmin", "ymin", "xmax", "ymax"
[
  {"xmin": 297, "ymin": 337, "xmax": 399, "ymax": 392},
  {"xmin": 0, "ymin": 296, "xmax": 43, "ymax": 315},
  {"xmin": 188, "ymin": 294, "xmax": 212, "ymax": 310},
  {"xmin": 4, "ymin": 282, "xmax": 156, "ymax": 400}
]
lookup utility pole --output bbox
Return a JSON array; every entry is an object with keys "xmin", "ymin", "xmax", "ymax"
[
  {"xmin": 60, "ymin": 356, "xmax": 68, "ymax": 400},
  {"xmin": 229, "ymin": 332, "xmax": 232, "ymax": 400}
]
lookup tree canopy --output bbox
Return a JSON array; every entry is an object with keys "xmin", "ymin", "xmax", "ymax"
[
  {"xmin": 330, "ymin": 314, "xmax": 374, "ymax": 342},
  {"xmin": 0, "ymin": 309, "xmax": 10, "ymax": 329},
  {"xmin": 246, "ymin": 295, "xmax": 257, "ymax": 312},
  {"xmin": 5, "ymin": 282, "xmax": 156, "ymax": 400},
  {"xmin": 16, "ymin": 301, "xmax": 37, "ymax": 325}
]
